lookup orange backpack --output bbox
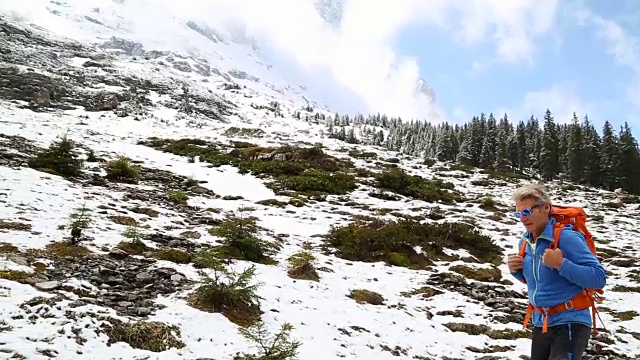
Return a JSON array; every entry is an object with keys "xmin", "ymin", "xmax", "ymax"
[{"xmin": 518, "ymin": 205, "xmax": 605, "ymax": 335}]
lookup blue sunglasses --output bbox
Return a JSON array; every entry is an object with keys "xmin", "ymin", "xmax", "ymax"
[{"xmin": 514, "ymin": 204, "xmax": 542, "ymax": 219}]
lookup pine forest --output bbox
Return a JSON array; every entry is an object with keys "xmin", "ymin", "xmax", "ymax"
[{"xmin": 319, "ymin": 109, "xmax": 640, "ymax": 196}]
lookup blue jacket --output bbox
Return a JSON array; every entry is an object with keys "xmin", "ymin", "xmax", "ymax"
[{"xmin": 511, "ymin": 218, "xmax": 606, "ymax": 328}]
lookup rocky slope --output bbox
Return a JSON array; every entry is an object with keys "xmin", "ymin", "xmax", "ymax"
[{"xmin": 1, "ymin": 13, "xmax": 639, "ymax": 360}]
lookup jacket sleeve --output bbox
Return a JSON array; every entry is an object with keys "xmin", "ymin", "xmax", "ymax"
[
  {"xmin": 557, "ymin": 229, "xmax": 606, "ymax": 289},
  {"xmin": 511, "ymin": 269, "xmax": 525, "ymax": 282},
  {"xmin": 510, "ymin": 238, "xmax": 526, "ymax": 283}
]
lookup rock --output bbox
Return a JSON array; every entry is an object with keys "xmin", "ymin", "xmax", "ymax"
[
  {"xmin": 33, "ymin": 87, "xmax": 53, "ymax": 106},
  {"xmin": 86, "ymin": 173, "xmax": 109, "ymax": 187},
  {"xmin": 34, "ymin": 280, "xmax": 61, "ymax": 291},
  {"xmin": 135, "ymin": 272, "xmax": 154, "ymax": 284},
  {"xmin": 25, "ymin": 248, "xmax": 190, "ymax": 318},
  {"xmin": 85, "ymin": 92, "xmax": 119, "ymax": 111},
  {"xmin": 170, "ymin": 274, "xmax": 185, "ymax": 282},
  {"xmin": 425, "ymin": 271, "xmax": 529, "ymax": 326},
  {"xmin": 6, "ymin": 254, "xmax": 29, "ymax": 266},
  {"xmin": 0, "ymin": 134, "xmax": 41, "ymax": 168},
  {"xmin": 108, "ymin": 248, "xmax": 129, "ymax": 260},
  {"xmin": 82, "ymin": 60, "xmax": 105, "ymax": 68},
  {"xmin": 135, "ymin": 307, "xmax": 151, "ymax": 316},
  {"xmin": 189, "ymin": 185, "xmax": 210, "ymax": 194},
  {"xmin": 0, "ymin": 65, "xmax": 60, "ymax": 107},
  {"xmin": 99, "ymin": 37, "xmax": 145, "ymax": 56},
  {"xmin": 168, "ymin": 240, "xmax": 182, "ymax": 248},
  {"xmin": 172, "ymin": 61, "xmax": 192, "ymax": 72}
]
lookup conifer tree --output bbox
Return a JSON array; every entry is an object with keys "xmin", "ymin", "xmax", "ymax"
[
  {"xmin": 540, "ymin": 109, "xmax": 560, "ymax": 180},
  {"xmin": 456, "ymin": 127, "xmax": 475, "ymax": 166},
  {"xmin": 600, "ymin": 120, "xmax": 620, "ymax": 190},
  {"xmin": 617, "ymin": 122, "xmax": 640, "ymax": 193},
  {"xmin": 479, "ymin": 113, "xmax": 497, "ymax": 168},
  {"xmin": 526, "ymin": 116, "xmax": 541, "ymax": 173},
  {"xmin": 494, "ymin": 114, "xmax": 511, "ymax": 171},
  {"xmin": 515, "ymin": 120, "xmax": 528, "ymax": 171},
  {"xmin": 578, "ymin": 115, "xmax": 601, "ymax": 187},
  {"xmin": 566, "ymin": 112, "xmax": 584, "ymax": 182}
]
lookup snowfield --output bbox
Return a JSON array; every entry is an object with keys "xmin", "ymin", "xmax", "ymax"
[{"xmin": 0, "ymin": 5, "xmax": 639, "ymax": 360}]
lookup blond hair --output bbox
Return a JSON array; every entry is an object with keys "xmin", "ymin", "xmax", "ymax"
[{"xmin": 512, "ymin": 183, "xmax": 552, "ymax": 205}]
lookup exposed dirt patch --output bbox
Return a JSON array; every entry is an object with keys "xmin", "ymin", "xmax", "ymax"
[{"xmin": 0, "ymin": 220, "xmax": 32, "ymax": 232}]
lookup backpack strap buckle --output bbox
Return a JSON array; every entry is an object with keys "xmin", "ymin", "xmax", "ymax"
[{"xmin": 564, "ymin": 300, "xmax": 574, "ymax": 310}]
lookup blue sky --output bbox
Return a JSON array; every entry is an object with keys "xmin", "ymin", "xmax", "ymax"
[{"xmin": 388, "ymin": 0, "xmax": 640, "ymax": 137}]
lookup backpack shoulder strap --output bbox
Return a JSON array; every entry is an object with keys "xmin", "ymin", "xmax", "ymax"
[
  {"xmin": 550, "ymin": 223, "xmax": 564, "ymax": 250},
  {"xmin": 517, "ymin": 238, "xmax": 528, "ymax": 285},
  {"xmin": 518, "ymin": 237, "xmax": 527, "ymax": 257}
]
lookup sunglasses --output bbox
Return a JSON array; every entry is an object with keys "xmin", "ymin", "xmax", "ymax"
[{"xmin": 514, "ymin": 204, "xmax": 542, "ymax": 219}]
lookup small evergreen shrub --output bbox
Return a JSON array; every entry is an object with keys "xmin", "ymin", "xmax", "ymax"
[
  {"xmin": 187, "ymin": 265, "xmax": 262, "ymax": 326},
  {"xmin": 167, "ymin": 190, "xmax": 188, "ymax": 204},
  {"xmin": 208, "ymin": 212, "xmax": 280, "ymax": 264},
  {"xmin": 105, "ymin": 156, "xmax": 140, "ymax": 183},
  {"xmin": 28, "ymin": 135, "xmax": 83, "ymax": 177},
  {"xmin": 268, "ymin": 169, "xmax": 356, "ymax": 195},
  {"xmin": 68, "ymin": 203, "xmax": 92, "ymax": 244},
  {"xmin": 117, "ymin": 224, "xmax": 148, "ymax": 255},
  {"xmin": 478, "ymin": 197, "xmax": 499, "ymax": 211},
  {"xmin": 233, "ymin": 321, "xmax": 302, "ymax": 360}
]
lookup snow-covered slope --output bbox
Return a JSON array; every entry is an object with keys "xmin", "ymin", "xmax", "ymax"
[
  {"xmin": 0, "ymin": 9, "xmax": 639, "ymax": 360},
  {"xmin": 0, "ymin": 0, "xmax": 341, "ymax": 114}
]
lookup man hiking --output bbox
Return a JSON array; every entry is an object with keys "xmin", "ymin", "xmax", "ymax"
[{"xmin": 507, "ymin": 183, "xmax": 606, "ymax": 360}]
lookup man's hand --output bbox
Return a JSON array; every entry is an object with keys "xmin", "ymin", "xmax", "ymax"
[
  {"xmin": 507, "ymin": 254, "xmax": 523, "ymax": 273},
  {"xmin": 542, "ymin": 248, "xmax": 564, "ymax": 269}
]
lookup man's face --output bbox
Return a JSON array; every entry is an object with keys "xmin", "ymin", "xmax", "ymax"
[{"xmin": 514, "ymin": 197, "xmax": 549, "ymax": 235}]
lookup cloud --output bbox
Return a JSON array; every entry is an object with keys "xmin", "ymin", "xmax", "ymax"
[
  {"xmin": 220, "ymin": 0, "xmax": 451, "ymax": 122},
  {"xmin": 521, "ymin": 83, "xmax": 596, "ymax": 123},
  {"xmin": 207, "ymin": 0, "xmax": 562, "ymax": 121},
  {"xmin": 496, "ymin": 83, "xmax": 630, "ymax": 135},
  {"xmin": 452, "ymin": 0, "xmax": 559, "ymax": 65}
]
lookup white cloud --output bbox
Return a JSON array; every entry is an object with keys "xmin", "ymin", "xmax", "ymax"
[
  {"xmin": 451, "ymin": 0, "xmax": 559, "ymax": 64},
  {"xmin": 219, "ymin": 0, "xmax": 451, "ymax": 122},
  {"xmin": 497, "ymin": 83, "xmax": 601, "ymax": 125},
  {"xmin": 521, "ymin": 83, "xmax": 595, "ymax": 123}
]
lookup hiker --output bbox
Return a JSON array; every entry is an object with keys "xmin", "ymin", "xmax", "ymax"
[{"xmin": 507, "ymin": 183, "xmax": 606, "ymax": 360}]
